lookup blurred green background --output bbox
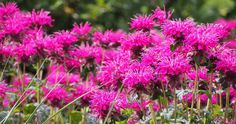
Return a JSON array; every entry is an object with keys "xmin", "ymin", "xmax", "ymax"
[{"xmin": 3, "ymin": 0, "xmax": 236, "ymax": 31}]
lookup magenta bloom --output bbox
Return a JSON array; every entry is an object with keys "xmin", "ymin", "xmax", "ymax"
[
  {"xmin": 73, "ymin": 82, "xmax": 96, "ymax": 106},
  {"xmin": 121, "ymin": 31, "xmax": 152, "ymax": 50},
  {"xmin": 68, "ymin": 45, "xmax": 103, "ymax": 65},
  {"xmin": 185, "ymin": 24, "xmax": 228, "ymax": 51},
  {"xmin": 30, "ymin": 9, "xmax": 53, "ymax": 26},
  {"xmin": 230, "ymin": 88, "xmax": 236, "ymax": 103},
  {"xmin": 156, "ymin": 52, "xmax": 191, "ymax": 76},
  {"xmin": 97, "ymin": 51, "xmax": 131, "ymax": 88},
  {"xmin": 0, "ymin": 2, "xmax": 19, "ymax": 17},
  {"xmin": 129, "ymin": 99, "xmax": 150, "ymax": 112},
  {"xmin": 183, "ymin": 93, "xmax": 217, "ymax": 106},
  {"xmin": 53, "ymin": 30, "xmax": 78, "ymax": 46},
  {"xmin": 215, "ymin": 18, "xmax": 236, "ymax": 31},
  {"xmin": 187, "ymin": 67, "xmax": 216, "ymax": 82},
  {"xmin": 151, "ymin": 6, "xmax": 172, "ymax": 25},
  {"xmin": 123, "ymin": 62, "xmax": 154, "ymax": 89},
  {"xmin": 92, "ymin": 30, "xmax": 125, "ymax": 47},
  {"xmin": 182, "ymin": 93, "xmax": 193, "ymax": 105},
  {"xmin": 215, "ymin": 48, "xmax": 236, "ymax": 73},
  {"xmin": 3, "ymin": 12, "xmax": 30, "ymax": 35},
  {"xmin": 46, "ymin": 65, "xmax": 80, "ymax": 85},
  {"xmin": 129, "ymin": 15, "xmax": 154, "ymax": 30},
  {"xmin": 0, "ymin": 82, "xmax": 10, "ymax": 107},
  {"xmin": 0, "ymin": 82, "xmax": 8, "ymax": 98},
  {"xmin": 90, "ymin": 91, "xmax": 127, "ymax": 118},
  {"xmin": 162, "ymin": 19, "xmax": 196, "ymax": 38},
  {"xmin": 72, "ymin": 22, "xmax": 92, "ymax": 36},
  {"xmin": 12, "ymin": 42, "xmax": 37, "ymax": 61},
  {"xmin": 11, "ymin": 74, "xmax": 31, "ymax": 88},
  {"xmin": 224, "ymin": 40, "xmax": 236, "ymax": 49},
  {"xmin": 43, "ymin": 87, "xmax": 69, "ymax": 107}
]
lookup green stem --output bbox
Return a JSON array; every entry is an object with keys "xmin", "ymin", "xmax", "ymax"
[
  {"xmin": 104, "ymin": 84, "xmax": 124, "ymax": 124},
  {"xmin": 225, "ymin": 87, "xmax": 230, "ymax": 123},
  {"xmin": 0, "ymin": 56, "xmax": 10, "ymax": 81},
  {"xmin": 25, "ymin": 67, "xmax": 75, "ymax": 123},
  {"xmin": 149, "ymin": 102, "xmax": 157, "ymax": 124},
  {"xmin": 161, "ymin": 82, "xmax": 168, "ymax": 109},
  {"xmin": 42, "ymin": 83, "xmax": 106, "ymax": 124},
  {"xmin": 189, "ymin": 63, "xmax": 199, "ymax": 123},
  {"xmin": 174, "ymin": 88, "xmax": 177, "ymax": 123},
  {"xmin": 207, "ymin": 73, "xmax": 213, "ymax": 110},
  {"xmin": 1, "ymin": 59, "xmax": 47, "ymax": 124}
]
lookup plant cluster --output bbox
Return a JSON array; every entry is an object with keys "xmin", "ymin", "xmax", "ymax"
[{"xmin": 0, "ymin": 2, "xmax": 236, "ymax": 124}]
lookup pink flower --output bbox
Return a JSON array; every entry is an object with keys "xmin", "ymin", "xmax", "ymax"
[
  {"xmin": 12, "ymin": 42, "xmax": 37, "ymax": 61},
  {"xmin": 183, "ymin": 93, "xmax": 193, "ymax": 105},
  {"xmin": 215, "ymin": 18, "xmax": 236, "ymax": 31},
  {"xmin": 0, "ymin": 2, "xmax": 19, "ymax": 17},
  {"xmin": 187, "ymin": 67, "xmax": 215, "ymax": 82},
  {"xmin": 72, "ymin": 22, "xmax": 92, "ymax": 36},
  {"xmin": 123, "ymin": 62, "xmax": 154, "ymax": 89},
  {"xmin": 53, "ymin": 30, "xmax": 78, "ymax": 46},
  {"xmin": 12, "ymin": 74, "xmax": 31, "ymax": 88},
  {"xmin": 46, "ymin": 70, "xmax": 79, "ymax": 85},
  {"xmin": 230, "ymin": 88, "xmax": 236, "ymax": 103},
  {"xmin": 97, "ymin": 51, "xmax": 131, "ymax": 88},
  {"xmin": 121, "ymin": 31, "xmax": 152, "ymax": 50},
  {"xmin": 151, "ymin": 6, "xmax": 172, "ymax": 25},
  {"xmin": 215, "ymin": 48, "xmax": 236, "ymax": 73},
  {"xmin": 73, "ymin": 82, "xmax": 96, "ymax": 106},
  {"xmin": 30, "ymin": 9, "xmax": 53, "ymax": 26},
  {"xmin": 183, "ymin": 93, "xmax": 217, "ymax": 105},
  {"xmin": 3, "ymin": 12, "xmax": 30, "ymax": 35},
  {"xmin": 0, "ymin": 82, "xmax": 10, "ymax": 107},
  {"xmin": 68, "ymin": 45, "xmax": 102, "ymax": 65},
  {"xmin": 3, "ymin": 97, "xmax": 9, "ymax": 107},
  {"xmin": 129, "ymin": 99, "xmax": 150, "ymax": 112},
  {"xmin": 43, "ymin": 36, "xmax": 64, "ymax": 57},
  {"xmin": 185, "ymin": 24, "xmax": 228, "ymax": 51},
  {"xmin": 156, "ymin": 52, "xmax": 191, "ymax": 76},
  {"xmin": 0, "ymin": 82, "xmax": 8, "ymax": 97},
  {"xmin": 92, "ymin": 30, "xmax": 125, "ymax": 47},
  {"xmin": 43, "ymin": 87, "xmax": 69, "ymax": 107},
  {"xmin": 129, "ymin": 15, "xmax": 154, "ymax": 30},
  {"xmin": 162, "ymin": 19, "xmax": 196, "ymax": 38},
  {"xmin": 224, "ymin": 40, "xmax": 236, "ymax": 49},
  {"xmin": 90, "ymin": 91, "xmax": 127, "ymax": 118}
]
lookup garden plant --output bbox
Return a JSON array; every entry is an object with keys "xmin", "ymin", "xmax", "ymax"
[{"xmin": 0, "ymin": 2, "xmax": 236, "ymax": 124}]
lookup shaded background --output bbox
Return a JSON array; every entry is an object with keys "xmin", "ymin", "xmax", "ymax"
[{"xmin": 3, "ymin": 0, "xmax": 236, "ymax": 32}]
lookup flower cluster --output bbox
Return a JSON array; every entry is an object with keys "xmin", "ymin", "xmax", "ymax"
[{"xmin": 0, "ymin": 2, "xmax": 236, "ymax": 123}]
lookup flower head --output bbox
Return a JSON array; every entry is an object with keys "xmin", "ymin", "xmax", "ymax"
[
  {"xmin": 0, "ymin": 2, "xmax": 19, "ymax": 17},
  {"xmin": 129, "ymin": 15, "xmax": 154, "ymax": 30},
  {"xmin": 215, "ymin": 48, "xmax": 236, "ymax": 73},
  {"xmin": 72, "ymin": 22, "xmax": 92, "ymax": 36},
  {"xmin": 97, "ymin": 51, "xmax": 131, "ymax": 88},
  {"xmin": 121, "ymin": 31, "xmax": 153, "ymax": 50},
  {"xmin": 162, "ymin": 19, "xmax": 196, "ymax": 38},
  {"xmin": 90, "ymin": 90, "xmax": 127, "ymax": 118},
  {"xmin": 93, "ymin": 30, "xmax": 125, "ymax": 47},
  {"xmin": 123, "ymin": 62, "xmax": 154, "ymax": 89},
  {"xmin": 43, "ymin": 87, "xmax": 69, "ymax": 107},
  {"xmin": 30, "ymin": 9, "xmax": 53, "ymax": 26},
  {"xmin": 151, "ymin": 6, "xmax": 172, "ymax": 25}
]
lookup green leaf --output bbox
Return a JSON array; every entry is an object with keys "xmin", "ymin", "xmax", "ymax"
[
  {"xmin": 115, "ymin": 119, "xmax": 127, "ymax": 124},
  {"xmin": 211, "ymin": 105, "xmax": 223, "ymax": 117},
  {"xmin": 121, "ymin": 109, "xmax": 133, "ymax": 116},
  {"xmin": 24, "ymin": 103, "xmax": 36, "ymax": 115},
  {"xmin": 69, "ymin": 111, "xmax": 82, "ymax": 124},
  {"xmin": 170, "ymin": 44, "xmax": 176, "ymax": 52}
]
